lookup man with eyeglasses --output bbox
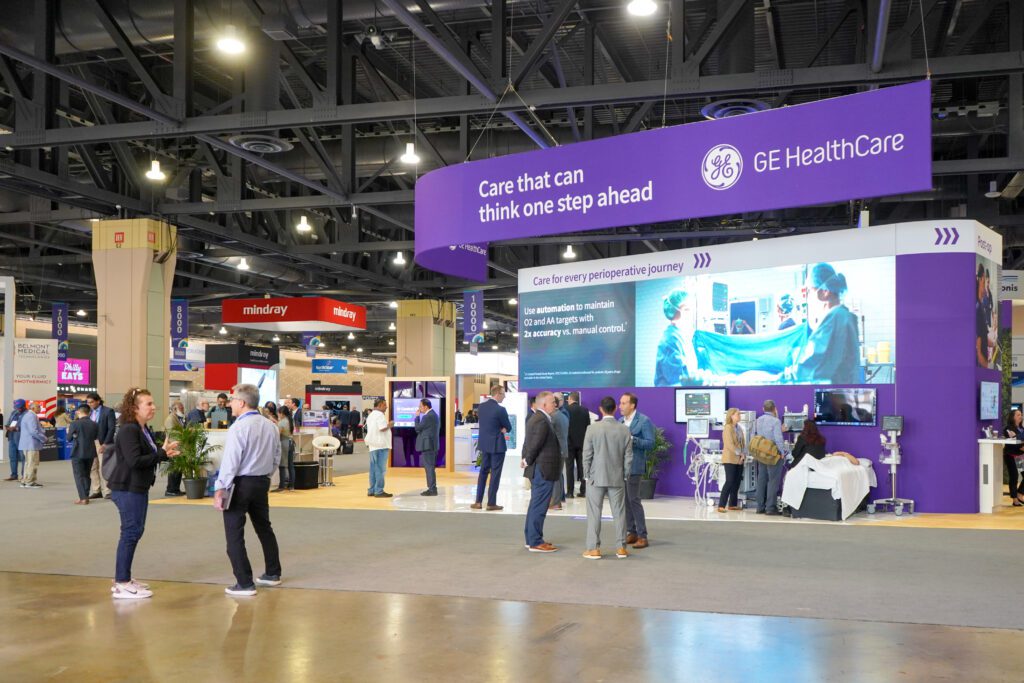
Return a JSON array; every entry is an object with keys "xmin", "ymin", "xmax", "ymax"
[{"xmin": 213, "ymin": 384, "xmax": 283, "ymax": 597}]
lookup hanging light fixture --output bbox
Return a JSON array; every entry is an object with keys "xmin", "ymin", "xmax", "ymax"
[
  {"xmin": 219, "ymin": 326, "xmax": 228, "ymax": 335},
  {"xmin": 563, "ymin": 244, "xmax": 577, "ymax": 260},
  {"xmin": 296, "ymin": 215, "xmax": 312, "ymax": 233},
  {"xmin": 627, "ymin": 0, "xmax": 658, "ymax": 17},
  {"xmin": 272, "ymin": 334, "xmax": 281, "ymax": 342},
  {"xmin": 237, "ymin": 257, "xmax": 250, "ymax": 271},
  {"xmin": 388, "ymin": 340, "xmax": 395, "ymax": 346},
  {"xmin": 389, "ymin": 300, "xmax": 399, "ymax": 309},
  {"xmin": 482, "ymin": 321, "xmax": 488, "ymax": 330},
  {"xmin": 513, "ymin": 332, "xmax": 519, "ymax": 337},
  {"xmin": 76, "ymin": 309, "xmax": 87, "ymax": 317},
  {"xmin": 388, "ymin": 322, "xmax": 396, "ymax": 331},
  {"xmin": 145, "ymin": 159, "xmax": 166, "ymax": 181},
  {"xmin": 393, "ymin": 252, "xmax": 406, "ymax": 266},
  {"xmin": 985, "ymin": 180, "xmax": 1002, "ymax": 199},
  {"xmin": 508, "ymin": 297, "xmax": 518, "ymax": 305},
  {"xmin": 400, "ymin": 141, "xmax": 420, "ymax": 165},
  {"xmin": 347, "ymin": 332, "xmax": 355, "ymax": 340},
  {"xmin": 216, "ymin": 24, "xmax": 246, "ymax": 55},
  {"xmin": 491, "ymin": 345, "xmax": 499, "ymax": 350},
  {"xmin": 356, "ymin": 347, "xmax": 363, "ymax": 353}
]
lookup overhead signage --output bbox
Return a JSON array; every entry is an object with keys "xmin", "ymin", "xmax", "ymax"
[
  {"xmin": 301, "ymin": 332, "xmax": 321, "ymax": 358},
  {"xmin": 222, "ymin": 296, "xmax": 366, "ymax": 332},
  {"xmin": 1002, "ymin": 271, "xmax": 1024, "ymax": 300},
  {"xmin": 415, "ymin": 81, "xmax": 932, "ymax": 280},
  {"xmin": 51, "ymin": 303, "xmax": 68, "ymax": 361},
  {"xmin": 206, "ymin": 342, "xmax": 280, "ymax": 367},
  {"xmin": 312, "ymin": 359, "xmax": 348, "ymax": 374},
  {"xmin": 58, "ymin": 358, "xmax": 90, "ymax": 386},
  {"xmin": 170, "ymin": 339, "xmax": 205, "ymax": 371},
  {"xmin": 463, "ymin": 290, "xmax": 483, "ymax": 342},
  {"xmin": 171, "ymin": 299, "xmax": 188, "ymax": 362}
]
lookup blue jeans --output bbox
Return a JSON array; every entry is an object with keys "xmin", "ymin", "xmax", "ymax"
[
  {"xmin": 368, "ymin": 449, "xmax": 389, "ymax": 494},
  {"xmin": 110, "ymin": 490, "xmax": 149, "ymax": 583},
  {"xmin": 6, "ymin": 439, "xmax": 22, "ymax": 478},
  {"xmin": 475, "ymin": 451, "xmax": 505, "ymax": 506},
  {"xmin": 524, "ymin": 467, "xmax": 555, "ymax": 547}
]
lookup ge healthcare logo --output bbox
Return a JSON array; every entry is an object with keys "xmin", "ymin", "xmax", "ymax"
[{"xmin": 701, "ymin": 144, "xmax": 743, "ymax": 191}]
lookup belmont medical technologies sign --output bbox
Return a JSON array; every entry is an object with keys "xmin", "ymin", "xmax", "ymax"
[{"xmin": 414, "ymin": 81, "xmax": 932, "ymax": 281}]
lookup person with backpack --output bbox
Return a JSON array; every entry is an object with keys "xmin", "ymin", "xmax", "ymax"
[
  {"xmin": 753, "ymin": 400, "xmax": 787, "ymax": 516},
  {"xmin": 107, "ymin": 388, "xmax": 180, "ymax": 599}
]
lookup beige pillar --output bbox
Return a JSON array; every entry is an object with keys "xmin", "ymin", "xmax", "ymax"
[
  {"xmin": 395, "ymin": 300, "xmax": 456, "ymax": 377},
  {"xmin": 91, "ymin": 219, "xmax": 177, "ymax": 419}
]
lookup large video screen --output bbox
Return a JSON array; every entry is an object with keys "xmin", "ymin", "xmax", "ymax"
[
  {"xmin": 520, "ymin": 256, "xmax": 895, "ymax": 388},
  {"xmin": 392, "ymin": 398, "xmax": 422, "ymax": 428}
]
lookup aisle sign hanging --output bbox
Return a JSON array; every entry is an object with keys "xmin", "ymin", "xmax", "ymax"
[
  {"xmin": 51, "ymin": 303, "xmax": 68, "ymax": 361},
  {"xmin": 414, "ymin": 81, "xmax": 933, "ymax": 280}
]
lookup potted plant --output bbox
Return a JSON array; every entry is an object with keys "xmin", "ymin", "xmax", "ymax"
[
  {"xmin": 163, "ymin": 421, "xmax": 219, "ymax": 499},
  {"xmin": 638, "ymin": 428, "xmax": 671, "ymax": 499}
]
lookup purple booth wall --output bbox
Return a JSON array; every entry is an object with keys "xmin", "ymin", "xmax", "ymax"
[{"xmin": 546, "ymin": 253, "xmax": 997, "ymax": 513}]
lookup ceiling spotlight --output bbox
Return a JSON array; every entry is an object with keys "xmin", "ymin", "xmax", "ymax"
[
  {"xmin": 76, "ymin": 309, "xmax": 87, "ymax": 317},
  {"xmin": 985, "ymin": 180, "xmax": 1002, "ymax": 199},
  {"xmin": 296, "ymin": 215, "xmax": 312, "ymax": 233},
  {"xmin": 219, "ymin": 326, "xmax": 228, "ymax": 335},
  {"xmin": 482, "ymin": 321, "xmax": 488, "ymax": 330},
  {"xmin": 563, "ymin": 244, "xmax": 576, "ymax": 260},
  {"xmin": 388, "ymin": 340, "xmax": 395, "ymax": 346},
  {"xmin": 347, "ymin": 332, "xmax": 355, "ymax": 340},
  {"xmin": 216, "ymin": 24, "xmax": 246, "ymax": 55},
  {"xmin": 145, "ymin": 159, "xmax": 166, "ymax": 181},
  {"xmin": 400, "ymin": 142, "xmax": 420, "ymax": 165},
  {"xmin": 388, "ymin": 322, "xmax": 396, "ymax": 331},
  {"xmin": 627, "ymin": 0, "xmax": 658, "ymax": 17},
  {"xmin": 462, "ymin": 340, "xmax": 469, "ymax": 345},
  {"xmin": 513, "ymin": 332, "xmax": 519, "ymax": 337},
  {"xmin": 389, "ymin": 300, "xmax": 398, "ymax": 309},
  {"xmin": 491, "ymin": 345, "xmax": 499, "ymax": 350},
  {"xmin": 393, "ymin": 252, "xmax": 406, "ymax": 266},
  {"xmin": 272, "ymin": 334, "xmax": 281, "ymax": 342},
  {"xmin": 237, "ymin": 257, "xmax": 250, "ymax": 271},
  {"xmin": 356, "ymin": 347, "xmax": 363, "ymax": 353},
  {"xmin": 508, "ymin": 297, "xmax": 518, "ymax": 305}
]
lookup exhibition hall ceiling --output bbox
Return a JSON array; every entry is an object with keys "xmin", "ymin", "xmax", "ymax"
[{"xmin": 0, "ymin": 0, "xmax": 1020, "ymax": 356}]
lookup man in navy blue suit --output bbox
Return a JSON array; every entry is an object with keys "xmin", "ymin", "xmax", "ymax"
[{"xmin": 471, "ymin": 385, "xmax": 512, "ymax": 511}]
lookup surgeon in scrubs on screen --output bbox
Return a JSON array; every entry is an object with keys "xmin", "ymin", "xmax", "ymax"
[
  {"xmin": 786, "ymin": 263, "xmax": 861, "ymax": 384},
  {"xmin": 776, "ymin": 294, "xmax": 796, "ymax": 330},
  {"xmin": 654, "ymin": 289, "xmax": 701, "ymax": 386}
]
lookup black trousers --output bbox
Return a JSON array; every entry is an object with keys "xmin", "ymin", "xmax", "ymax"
[
  {"xmin": 1005, "ymin": 454, "xmax": 1023, "ymax": 500},
  {"xmin": 165, "ymin": 471, "xmax": 183, "ymax": 494},
  {"xmin": 71, "ymin": 458, "xmax": 92, "ymax": 500},
  {"xmin": 223, "ymin": 475, "xmax": 281, "ymax": 587},
  {"xmin": 720, "ymin": 463, "xmax": 743, "ymax": 508},
  {"xmin": 566, "ymin": 446, "xmax": 585, "ymax": 495}
]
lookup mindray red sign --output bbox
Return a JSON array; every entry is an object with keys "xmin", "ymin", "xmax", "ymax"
[{"xmin": 222, "ymin": 297, "xmax": 366, "ymax": 332}]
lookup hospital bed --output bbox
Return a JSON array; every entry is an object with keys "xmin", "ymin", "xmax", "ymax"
[{"xmin": 781, "ymin": 455, "xmax": 877, "ymax": 521}]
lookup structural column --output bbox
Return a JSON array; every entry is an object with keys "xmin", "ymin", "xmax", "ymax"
[
  {"xmin": 90, "ymin": 219, "xmax": 177, "ymax": 419},
  {"xmin": 395, "ymin": 300, "xmax": 456, "ymax": 377}
]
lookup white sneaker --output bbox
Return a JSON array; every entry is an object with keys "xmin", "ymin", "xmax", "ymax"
[
  {"xmin": 110, "ymin": 579, "xmax": 150, "ymax": 593},
  {"xmin": 112, "ymin": 582, "xmax": 153, "ymax": 600}
]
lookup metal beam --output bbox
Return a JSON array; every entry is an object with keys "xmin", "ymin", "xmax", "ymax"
[
  {"xmin": 510, "ymin": 0, "xmax": 577, "ymax": 89},
  {"xmin": 85, "ymin": 0, "xmax": 171, "ymax": 112},
  {"xmin": 157, "ymin": 191, "xmax": 411, "ymax": 215},
  {"xmin": 869, "ymin": 0, "xmax": 894, "ymax": 73},
  {"xmin": 4, "ymin": 52, "xmax": 1024, "ymax": 149},
  {"xmin": 684, "ymin": 0, "xmax": 749, "ymax": 75},
  {"xmin": 946, "ymin": 0, "xmax": 1000, "ymax": 57}
]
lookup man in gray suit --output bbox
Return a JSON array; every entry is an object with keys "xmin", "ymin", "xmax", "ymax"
[
  {"xmin": 548, "ymin": 394, "xmax": 570, "ymax": 510},
  {"xmin": 415, "ymin": 398, "xmax": 441, "ymax": 496},
  {"xmin": 582, "ymin": 396, "xmax": 633, "ymax": 559}
]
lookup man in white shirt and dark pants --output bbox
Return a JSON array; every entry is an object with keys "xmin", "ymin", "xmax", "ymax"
[
  {"xmin": 364, "ymin": 398, "xmax": 394, "ymax": 498},
  {"xmin": 214, "ymin": 383, "xmax": 283, "ymax": 596}
]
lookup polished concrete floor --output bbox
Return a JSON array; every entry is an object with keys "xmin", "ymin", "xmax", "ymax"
[{"xmin": 3, "ymin": 572, "xmax": 1022, "ymax": 683}]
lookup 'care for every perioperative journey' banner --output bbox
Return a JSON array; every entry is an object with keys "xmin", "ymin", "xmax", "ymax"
[
  {"xmin": 415, "ymin": 81, "xmax": 931, "ymax": 280},
  {"xmin": 518, "ymin": 221, "xmax": 988, "ymax": 390}
]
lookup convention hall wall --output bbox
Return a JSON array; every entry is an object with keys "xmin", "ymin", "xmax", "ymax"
[{"xmin": 519, "ymin": 220, "xmax": 1001, "ymax": 513}]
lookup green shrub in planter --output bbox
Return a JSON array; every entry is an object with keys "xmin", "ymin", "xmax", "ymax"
[
  {"xmin": 639, "ymin": 428, "xmax": 672, "ymax": 499},
  {"xmin": 162, "ymin": 421, "xmax": 219, "ymax": 498}
]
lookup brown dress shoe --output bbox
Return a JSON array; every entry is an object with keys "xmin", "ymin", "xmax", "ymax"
[
  {"xmin": 632, "ymin": 538, "xmax": 649, "ymax": 549},
  {"xmin": 727, "ymin": 506, "xmax": 741, "ymax": 511},
  {"xmin": 470, "ymin": 503, "xmax": 482, "ymax": 509},
  {"xmin": 625, "ymin": 533, "xmax": 638, "ymax": 545},
  {"xmin": 486, "ymin": 504, "xmax": 503, "ymax": 511}
]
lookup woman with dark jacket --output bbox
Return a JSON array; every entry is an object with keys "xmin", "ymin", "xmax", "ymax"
[
  {"xmin": 108, "ymin": 388, "xmax": 179, "ymax": 599},
  {"xmin": 1003, "ymin": 409, "xmax": 1024, "ymax": 507},
  {"xmin": 791, "ymin": 420, "xmax": 827, "ymax": 467}
]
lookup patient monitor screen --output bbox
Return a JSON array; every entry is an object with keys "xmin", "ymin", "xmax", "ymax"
[
  {"xmin": 814, "ymin": 388, "xmax": 876, "ymax": 426},
  {"xmin": 687, "ymin": 418, "xmax": 710, "ymax": 438},
  {"xmin": 675, "ymin": 389, "xmax": 727, "ymax": 423}
]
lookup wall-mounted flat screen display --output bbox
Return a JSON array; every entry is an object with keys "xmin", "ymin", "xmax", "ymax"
[
  {"xmin": 675, "ymin": 388, "xmax": 727, "ymax": 423},
  {"xmin": 979, "ymin": 381, "xmax": 1000, "ymax": 421},
  {"xmin": 392, "ymin": 398, "xmax": 422, "ymax": 428},
  {"xmin": 813, "ymin": 388, "xmax": 877, "ymax": 426}
]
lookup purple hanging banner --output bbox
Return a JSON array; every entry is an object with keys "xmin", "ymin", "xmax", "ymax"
[
  {"xmin": 463, "ymin": 291, "xmax": 483, "ymax": 343},
  {"xmin": 301, "ymin": 332, "xmax": 320, "ymax": 358},
  {"xmin": 52, "ymin": 303, "xmax": 68, "ymax": 361},
  {"xmin": 415, "ymin": 81, "xmax": 933, "ymax": 281},
  {"xmin": 171, "ymin": 299, "xmax": 188, "ymax": 362}
]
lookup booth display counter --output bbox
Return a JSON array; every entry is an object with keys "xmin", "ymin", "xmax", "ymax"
[{"xmin": 453, "ymin": 425, "xmax": 479, "ymax": 465}]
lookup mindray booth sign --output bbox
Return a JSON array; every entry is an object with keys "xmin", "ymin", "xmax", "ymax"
[{"xmin": 222, "ymin": 296, "xmax": 366, "ymax": 332}]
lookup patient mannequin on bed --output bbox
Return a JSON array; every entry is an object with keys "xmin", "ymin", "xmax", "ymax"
[{"xmin": 827, "ymin": 451, "xmax": 861, "ymax": 466}]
